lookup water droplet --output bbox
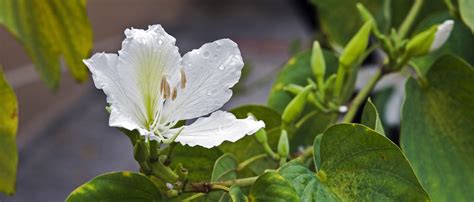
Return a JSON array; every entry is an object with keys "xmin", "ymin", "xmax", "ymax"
[
  {"xmin": 218, "ymin": 65, "xmax": 225, "ymax": 70},
  {"xmin": 203, "ymin": 51, "xmax": 210, "ymax": 58},
  {"xmin": 158, "ymin": 40, "xmax": 163, "ymax": 45},
  {"xmin": 218, "ymin": 125, "xmax": 223, "ymax": 132}
]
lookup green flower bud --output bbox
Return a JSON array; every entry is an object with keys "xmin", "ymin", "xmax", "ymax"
[
  {"xmin": 282, "ymin": 85, "xmax": 312, "ymax": 123},
  {"xmin": 406, "ymin": 20, "xmax": 454, "ymax": 57},
  {"xmin": 278, "ymin": 130, "xmax": 289, "ymax": 158},
  {"xmin": 133, "ymin": 140, "xmax": 149, "ymax": 163},
  {"xmin": 254, "ymin": 128, "xmax": 268, "ymax": 144},
  {"xmin": 356, "ymin": 3, "xmax": 381, "ymax": 36},
  {"xmin": 311, "ymin": 41, "xmax": 326, "ymax": 80},
  {"xmin": 339, "ymin": 20, "xmax": 373, "ymax": 68}
]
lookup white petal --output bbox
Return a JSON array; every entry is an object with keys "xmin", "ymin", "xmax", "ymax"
[
  {"xmin": 162, "ymin": 39, "xmax": 244, "ymax": 122},
  {"xmin": 117, "ymin": 24, "xmax": 182, "ymax": 129},
  {"xmin": 84, "ymin": 53, "xmax": 143, "ymax": 133},
  {"xmin": 165, "ymin": 111, "xmax": 265, "ymax": 148},
  {"xmin": 430, "ymin": 20, "xmax": 454, "ymax": 51}
]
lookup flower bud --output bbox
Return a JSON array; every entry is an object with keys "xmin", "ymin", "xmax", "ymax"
[
  {"xmin": 278, "ymin": 130, "xmax": 289, "ymax": 158},
  {"xmin": 406, "ymin": 20, "xmax": 454, "ymax": 57},
  {"xmin": 254, "ymin": 129, "xmax": 268, "ymax": 144},
  {"xmin": 339, "ymin": 20, "xmax": 373, "ymax": 68},
  {"xmin": 311, "ymin": 41, "xmax": 326, "ymax": 80},
  {"xmin": 282, "ymin": 85, "xmax": 312, "ymax": 123},
  {"xmin": 133, "ymin": 140, "xmax": 149, "ymax": 163}
]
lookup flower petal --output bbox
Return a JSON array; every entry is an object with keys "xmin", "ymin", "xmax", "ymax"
[
  {"xmin": 84, "ymin": 52, "xmax": 143, "ymax": 133},
  {"xmin": 117, "ymin": 24, "xmax": 182, "ymax": 129},
  {"xmin": 165, "ymin": 111, "xmax": 265, "ymax": 148},
  {"xmin": 162, "ymin": 39, "xmax": 244, "ymax": 122}
]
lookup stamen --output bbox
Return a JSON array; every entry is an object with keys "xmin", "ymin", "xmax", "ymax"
[
  {"xmin": 164, "ymin": 78, "xmax": 171, "ymax": 99},
  {"xmin": 160, "ymin": 76, "xmax": 166, "ymax": 98},
  {"xmin": 180, "ymin": 68, "xmax": 187, "ymax": 89},
  {"xmin": 171, "ymin": 87, "xmax": 177, "ymax": 100}
]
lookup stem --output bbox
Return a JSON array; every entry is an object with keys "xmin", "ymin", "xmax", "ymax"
[
  {"xmin": 184, "ymin": 177, "xmax": 259, "ymax": 193},
  {"xmin": 342, "ymin": 68, "xmax": 383, "ymax": 123},
  {"xmin": 398, "ymin": 0, "xmax": 424, "ymax": 38},
  {"xmin": 295, "ymin": 146, "xmax": 313, "ymax": 162},
  {"xmin": 182, "ymin": 193, "xmax": 206, "ymax": 201},
  {"xmin": 444, "ymin": 0, "xmax": 458, "ymax": 17},
  {"xmin": 262, "ymin": 143, "xmax": 279, "ymax": 160},
  {"xmin": 333, "ymin": 64, "xmax": 346, "ymax": 99},
  {"xmin": 237, "ymin": 154, "xmax": 268, "ymax": 171},
  {"xmin": 211, "ymin": 184, "xmax": 230, "ymax": 192},
  {"xmin": 295, "ymin": 110, "xmax": 319, "ymax": 128}
]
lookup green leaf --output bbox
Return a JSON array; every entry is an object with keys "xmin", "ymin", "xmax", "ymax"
[
  {"xmin": 0, "ymin": 0, "xmax": 93, "ymax": 88},
  {"xmin": 318, "ymin": 124, "xmax": 429, "ymax": 200},
  {"xmin": 169, "ymin": 145, "xmax": 223, "ymax": 182},
  {"xmin": 278, "ymin": 161, "xmax": 338, "ymax": 201},
  {"xmin": 313, "ymin": 134, "xmax": 323, "ymax": 170},
  {"xmin": 412, "ymin": 12, "xmax": 474, "ymax": 73},
  {"xmin": 229, "ymin": 185, "xmax": 248, "ymax": 202},
  {"xmin": 401, "ymin": 55, "xmax": 474, "ymax": 201},
  {"xmin": 249, "ymin": 172, "xmax": 299, "ymax": 202},
  {"xmin": 66, "ymin": 171, "xmax": 162, "ymax": 202},
  {"xmin": 0, "ymin": 67, "xmax": 18, "ymax": 195},
  {"xmin": 207, "ymin": 154, "xmax": 238, "ymax": 202},
  {"xmin": 230, "ymin": 105, "xmax": 281, "ymax": 129},
  {"xmin": 459, "ymin": 0, "xmax": 474, "ymax": 32},
  {"xmin": 268, "ymin": 50, "xmax": 338, "ymax": 114},
  {"xmin": 361, "ymin": 98, "xmax": 386, "ymax": 136}
]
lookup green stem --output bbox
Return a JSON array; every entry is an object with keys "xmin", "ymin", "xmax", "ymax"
[
  {"xmin": 342, "ymin": 68, "xmax": 383, "ymax": 123},
  {"xmin": 398, "ymin": 0, "xmax": 424, "ymax": 38},
  {"xmin": 333, "ymin": 64, "xmax": 347, "ymax": 99},
  {"xmin": 182, "ymin": 193, "xmax": 206, "ymax": 201},
  {"xmin": 295, "ymin": 146, "xmax": 313, "ymax": 162},
  {"xmin": 237, "ymin": 154, "xmax": 268, "ymax": 171},
  {"xmin": 184, "ymin": 177, "xmax": 259, "ymax": 193},
  {"xmin": 214, "ymin": 176, "xmax": 259, "ymax": 187},
  {"xmin": 262, "ymin": 142, "xmax": 279, "ymax": 160},
  {"xmin": 295, "ymin": 110, "xmax": 319, "ymax": 128},
  {"xmin": 211, "ymin": 184, "xmax": 231, "ymax": 192},
  {"xmin": 444, "ymin": 0, "xmax": 458, "ymax": 17}
]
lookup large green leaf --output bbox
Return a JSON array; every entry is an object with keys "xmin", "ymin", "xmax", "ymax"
[
  {"xmin": 229, "ymin": 185, "xmax": 248, "ymax": 202},
  {"xmin": 361, "ymin": 98, "xmax": 386, "ymax": 136},
  {"xmin": 316, "ymin": 124, "xmax": 429, "ymax": 201},
  {"xmin": 401, "ymin": 55, "xmax": 474, "ymax": 201},
  {"xmin": 169, "ymin": 145, "xmax": 223, "ymax": 182},
  {"xmin": 412, "ymin": 12, "xmax": 474, "ymax": 73},
  {"xmin": 0, "ymin": 68, "xmax": 18, "ymax": 195},
  {"xmin": 0, "ymin": 0, "xmax": 93, "ymax": 88},
  {"xmin": 249, "ymin": 172, "xmax": 299, "ymax": 202},
  {"xmin": 459, "ymin": 0, "xmax": 474, "ymax": 32},
  {"xmin": 207, "ymin": 153, "xmax": 238, "ymax": 201},
  {"xmin": 66, "ymin": 171, "xmax": 162, "ymax": 202}
]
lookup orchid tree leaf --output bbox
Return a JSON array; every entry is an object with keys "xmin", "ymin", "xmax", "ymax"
[
  {"xmin": 169, "ymin": 145, "xmax": 223, "ymax": 182},
  {"xmin": 286, "ymin": 124, "xmax": 429, "ymax": 201},
  {"xmin": 66, "ymin": 171, "xmax": 162, "ymax": 202},
  {"xmin": 313, "ymin": 134, "xmax": 323, "ymax": 170},
  {"xmin": 459, "ymin": 0, "xmax": 474, "ymax": 32},
  {"xmin": 412, "ymin": 12, "xmax": 474, "ymax": 74},
  {"xmin": 0, "ymin": 0, "xmax": 93, "ymax": 88},
  {"xmin": 229, "ymin": 185, "xmax": 248, "ymax": 202},
  {"xmin": 0, "ymin": 67, "xmax": 18, "ymax": 196},
  {"xmin": 207, "ymin": 153, "xmax": 238, "ymax": 201},
  {"xmin": 249, "ymin": 172, "xmax": 299, "ymax": 202},
  {"xmin": 361, "ymin": 98, "xmax": 386, "ymax": 136},
  {"xmin": 401, "ymin": 55, "xmax": 474, "ymax": 201},
  {"xmin": 220, "ymin": 105, "xmax": 281, "ymax": 177}
]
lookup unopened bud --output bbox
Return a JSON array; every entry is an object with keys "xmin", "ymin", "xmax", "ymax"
[
  {"xmin": 406, "ymin": 20, "xmax": 454, "ymax": 57},
  {"xmin": 282, "ymin": 85, "xmax": 312, "ymax": 123},
  {"xmin": 311, "ymin": 41, "xmax": 326, "ymax": 80},
  {"xmin": 278, "ymin": 130, "xmax": 289, "ymax": 158},
  {"xmin": 339, "ymin": 20, "xmax": 373, "ymax": 68},
  {"xmin": 133, "ymin": 140, "xmax": 149, "ymax": 163},
  {"xmin": 254, "ymin": 129, "xmax": 268, "ymax": 144}
]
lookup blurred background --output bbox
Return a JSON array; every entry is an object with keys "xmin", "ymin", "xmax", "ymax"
[{"xmin": 0, "ymin": 0, "xmax": 315, "ymax": 201}]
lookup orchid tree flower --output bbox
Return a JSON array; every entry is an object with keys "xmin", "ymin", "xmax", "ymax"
[{"xmin": 84, "ymin": 25, "xmax": 264, "ymax": 148}]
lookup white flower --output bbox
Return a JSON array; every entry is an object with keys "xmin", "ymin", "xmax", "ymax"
[
  {"xmin": 84, "ymin": 25, "xmax": 265, "ymax": 148},
  {"xmin": 430, "ymin": 20, "xmax": 454, "ymax": 51}
]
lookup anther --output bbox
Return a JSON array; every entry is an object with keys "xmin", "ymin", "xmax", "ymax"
[
  {"xmin": 164, "ymin": 78, "xmax": 171, "ymax": 99},
  {"xmin": 180, "ymin": 68, "xmax": 187, "ymax": 89},
  {"xmin": 171, "ymin": 87, "xmax": 177, "ymax": 100}
]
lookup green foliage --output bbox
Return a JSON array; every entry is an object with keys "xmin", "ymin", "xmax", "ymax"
[
  {"xmin": 249, "ymin": 172, "xmax": 299, "ymax": 202},
  {"xmin": 401, "ymin": 55, "xmax": 474, "ymax": 201},
  {"xmin": 206, "ymin": 154, "xmax": 238, "ymax": 201},
  {"xmin": 316, "ymin": 124, "xmax": 429, "ymax": 200},
  {"xmin": 361, "ymin": 98, "xmax": 386, "ymax": 136},
  {"xmin": 0, "ymin": 68, "xmax": 18, "ymax": 196},
  {"xmin": 0, "ymin": 0, "xmax": 93, "ymax": 89},
  {"xmin": 459, "ymin": 0, "xmax": 474, "ymax": 32},
  {"xmin": 412, "ymin": 12, "xmax": 474, "ymax": 73},
  {"xmin": 169, "ymin": 145, "xmax": 223, "ymax": 182},
  {"xmin": 229, "ymin": 186, "xmax": 248, "ymax": 202},
  {"xmin": 66, "ymin": 172, "xmax": 162, "ymax": 202}
]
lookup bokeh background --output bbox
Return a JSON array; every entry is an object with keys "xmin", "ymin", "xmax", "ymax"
[{"xmin": 0, "ymin": 0, "xmax": 316, "ymax": 201}]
